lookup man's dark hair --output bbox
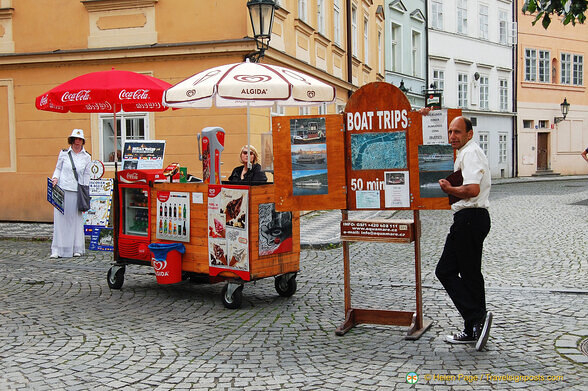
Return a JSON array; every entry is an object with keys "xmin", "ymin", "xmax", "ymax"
[{"xmin": 462, "ymin": 117, "xmax": 473, "ymax": 132}]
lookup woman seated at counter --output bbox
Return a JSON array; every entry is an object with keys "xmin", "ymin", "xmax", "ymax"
[{"xmin": 228, "ymin": 145, "xmax": 267, "ymax": 184}]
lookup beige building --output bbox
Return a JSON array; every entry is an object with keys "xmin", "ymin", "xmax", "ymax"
[
  {"xmin": 0, "ymin": 0, "xmax": 384, "ymax": 222},
  {"xmin": 517, "ymin": 4, "xmax": 588, "ymax": 177}
]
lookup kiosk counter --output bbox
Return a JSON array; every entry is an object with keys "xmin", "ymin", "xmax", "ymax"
[{"xmin": 108, "ymin": 170, "xmax": 300, "ymax": 309}]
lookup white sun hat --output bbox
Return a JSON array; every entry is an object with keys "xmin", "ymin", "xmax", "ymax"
[{"xmin": 68, "ymin": 128, "xmax": 85, "ymax": 140}]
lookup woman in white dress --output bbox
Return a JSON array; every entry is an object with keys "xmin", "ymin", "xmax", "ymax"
[{"xmin": 50, "ymin": 129, "xmax": 92, "ymax": 258}]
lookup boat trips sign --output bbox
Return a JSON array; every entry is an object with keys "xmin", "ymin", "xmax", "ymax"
[
  {"xmin": 271, "ymin": 82, "xmax": 460, "ymax": 212},
  {"xmin": 344, "ymin": 82, "xmax": 461, "ymax": 211}
]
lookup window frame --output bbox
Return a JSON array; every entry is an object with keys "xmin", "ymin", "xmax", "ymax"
[
  {"xmin": 99, "ymin": 112, "xmax": 149, "ymax": 164},
  {"xmin": 432, "ymin": 69, "xmax": 445, "ymax": 91},
  {"xmin": 499, "ymin": 78, "xmax": 508, "ymax": 111},
  {"xmin": 479, "ymin": 75, "xmax": 489, "ymax": 110},
  {"xmin": 479, "ymin": 4, "xmax": 489, "ymax": 40},
  {"xmin": 498, "ymin": 133, "xmax": 507, "ymax": 164},
  {"xmin": 561, "ymin": 53, "xmax": 571, "ymax": 84},
  {"xmin": 411, "ymin": 30, "xmax": 421, "ymax": 77},
  {"xmin": 431, "ymin": 0, "xmax": 443, "ymax": 30},
  {"xmin": 333, "ymin": 0, "xmax": 341, "ymax": 46},
  {"xmin": 478, "ymin": 132, "xmax": 489, "ymax": 157},
  {"xmin": 390, "ymin": 22, "xmax": 402, "ymax": 72},
  {"xmin": 317, "ymin": 0, "xmax": 325, "ymax": 34},
  {"xmin": 352, "ymin": 4, "xmax": 358, "ymax": 56},
  {"xmin": 364, "ymin": 14, "xmax": 369, "ymax": 65},
  {"xmin": 525, "ymin": 49, "xmax": 537, "ymax": 82},
  {"xmin": 298, "ymin": 0, "xmax": 307, "ymax": 22},
  {"xmin": 378, "ymin": 29, "xmax": 383, "ymax": 74},
  {"xmin": 458, "ymin": 73, "xmax": 468, "ymax": 108},
  {"xmin": 457, "ymin": 0, "xmax": 468, "ymax": 34},
  {"xmin": 538, "ymin": 50, "xmax": 550, "ymax": 83},
  {"xmin": 499, "ymin": 10, "xmax": 508, "ymax": 44},
  {"xmin": 573, "ymin": 54, "xmax": 583, "ymax": 85}
]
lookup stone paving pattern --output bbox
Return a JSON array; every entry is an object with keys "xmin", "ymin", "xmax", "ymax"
[{"xmin": 0, "ymin": 179, "xmax": 586, "ymax": 390}]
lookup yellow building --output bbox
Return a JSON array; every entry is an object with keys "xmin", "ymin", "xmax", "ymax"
[
  {"xmin": 0, "ymin": 0, "xmax": 384, "ymax": 222},
  {"xmin": 517, "ymin": 4, "xmax": 588, "ymax": 176}
]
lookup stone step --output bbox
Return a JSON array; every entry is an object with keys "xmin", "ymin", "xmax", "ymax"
[{"xmin": 532, "ymin": 170, "xmax": 561, "ymax": 176}]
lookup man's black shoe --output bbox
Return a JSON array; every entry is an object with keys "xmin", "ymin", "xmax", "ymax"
[
  {"xmin": 474, "ymin": 311, "xmax": 493, "ymax": 351},
  {"xmin": 445, "ymin": 330, "xmax": 476, "ymax": 344}
]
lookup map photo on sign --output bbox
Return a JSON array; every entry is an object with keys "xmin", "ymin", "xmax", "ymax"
[
  {"xmin": 418, "ymin": 144, "xmax": 454, "ymax": 198},
  {"xmin": 290, "ymin": 117, "xmax": 326, "ymax": 144},
  {"xmin": 351, "ymin": 131, "xmax": 407, "ymax": 170}
]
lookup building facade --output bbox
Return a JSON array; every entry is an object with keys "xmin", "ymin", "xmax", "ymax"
[
  {"xmin": 384, "ymin": 0, "xmax": 428, "ymax": 108},
  {"xmin": 0, "ymin": 0, "xmax": 384, "ymax": 222},
  {"xmin": 428, "ymin": 0, "xmax": 516, "ymax": 178},
  {"xmin": 516, "ymin": 2, "xmax": 588, "ymax": 177}
]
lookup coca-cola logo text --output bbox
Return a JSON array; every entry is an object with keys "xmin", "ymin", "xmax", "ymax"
[
  {"xmin": 119, "ymin": 89, "xmax": 150, "ymax": 100},
  {"xmin": 61, "ymin": 90, "xmax": 91, "ymax": 102},
  {"xmin": 125, "ymin": 173, "xmax": 139, "ymax": 181}
]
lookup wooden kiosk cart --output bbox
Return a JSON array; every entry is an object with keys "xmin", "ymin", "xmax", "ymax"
[{"xmin": 108, "ymin": 169, "xmax": 300, "ymax": 309}]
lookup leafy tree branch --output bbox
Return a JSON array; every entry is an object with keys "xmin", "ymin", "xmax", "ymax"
[{"xmin": 523, "ymin": 0, "xmax": 587, "ymax": 28}]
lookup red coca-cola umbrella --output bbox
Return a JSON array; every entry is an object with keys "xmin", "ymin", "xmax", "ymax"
[{"xmin": 35, "ymin": 69, "xmax": 172, "ymax": 160}]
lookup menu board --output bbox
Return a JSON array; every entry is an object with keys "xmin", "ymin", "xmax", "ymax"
[
  {"xmin": 122, "ymin": 140, "xmax": 166, "ymax": 170},
  {"xmin": 156, "ymin": 191, "xmax": 190, "ymax": 242},
  {"xmin": 83, "ymin": 179, "xmax": 113, "ymax": 235},
  {"xmin": 207, "ymin": 185, "xmax": 250, "ymax": 280}
]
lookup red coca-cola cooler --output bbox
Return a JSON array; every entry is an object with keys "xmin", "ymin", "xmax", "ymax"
[{"xmin": 117, "ymin": 169, "xmax": 168, "ymax": 262}]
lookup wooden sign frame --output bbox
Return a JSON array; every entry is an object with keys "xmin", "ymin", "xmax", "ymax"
[
  {"xmin": 344, "ymin": 82, "xmax": 461, "ymax": 211},
  {"xmin": 334, "ymin": 83, "xmax": 460, "ymax": 339},
  {"xmin": 271, "ymin": 82, "xmax": 462, "ymax": 340},
  {"xmin": 272, "ymin": 114, "xmax": 346, "ymax": 212}
]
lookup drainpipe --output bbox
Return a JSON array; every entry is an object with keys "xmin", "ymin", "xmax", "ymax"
[
  {"xmin": 346, "ymin": 0, "xmax": 353, "ymax": 97},
  {"xmin": 512, "ymin": 1, "xmax": 518, "ymax": 178},
  {"xmin": 425, "ymin": 0, "xmax": 429, "ymax": 107}
]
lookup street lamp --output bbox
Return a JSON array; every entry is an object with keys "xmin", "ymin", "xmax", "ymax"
[
  {"xmin": 245, "ymin": 0, "xmax": 278, "ymax": 63},
  {"xmin": 554, "ymin": 97, "xmax": 570, "ymax": 124}
]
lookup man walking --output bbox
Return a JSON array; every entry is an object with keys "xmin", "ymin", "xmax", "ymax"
[{"xmin": 437, "ymin": 116, "xmax": 492, "ymax": 351}]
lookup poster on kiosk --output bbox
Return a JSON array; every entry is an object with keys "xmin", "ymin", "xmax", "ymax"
[
  {"xmin": 156, "ymin": 191, "xmax": 190, "ymax": 242},
  {"xmin": 207, "ymin": 185, "xmax": 250, "ymax": 280}
]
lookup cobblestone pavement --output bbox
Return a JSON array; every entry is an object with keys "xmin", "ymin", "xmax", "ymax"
[{"xmin": 0, "ymin": 179, "xmax": 587, "ymax": 390}]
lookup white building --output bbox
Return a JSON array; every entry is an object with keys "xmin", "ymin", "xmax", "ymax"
[
  {"xmin": 385, "ymin": 0, "xmax": 428, "ymax": 109},
  {"xmin": 428, "ymin": 0, "xmax": 516, "ymax": 178}
]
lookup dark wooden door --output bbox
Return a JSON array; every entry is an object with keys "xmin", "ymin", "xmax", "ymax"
[{"xmin": 537, "ymin": 133, "xmax": 548, "ymax": 170}]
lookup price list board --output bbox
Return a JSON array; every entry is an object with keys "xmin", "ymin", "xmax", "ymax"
[{"xmin": 156, "ymin": 191, "xmax": 190, "ymax": 242}]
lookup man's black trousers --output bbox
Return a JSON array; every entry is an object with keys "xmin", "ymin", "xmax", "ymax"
[{"xmin": 436, "ymin": 207, "xmax": 491, "ymax": 333}]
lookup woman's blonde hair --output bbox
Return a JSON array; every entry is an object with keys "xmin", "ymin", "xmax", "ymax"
[{"xmin": 240, "ymin": 145, "xmax": 259, "ymax": 164}]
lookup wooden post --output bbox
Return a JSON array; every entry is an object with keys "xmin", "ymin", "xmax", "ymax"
[
  {"xmin": 405, "ymin": 209, "xmax": 432, "ymax": 340},
  {"xmin": 336, "ymin": 214, "xmax": 432, "ymax": 339}
]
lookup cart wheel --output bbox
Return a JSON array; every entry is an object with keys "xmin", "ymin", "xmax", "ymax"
[
  {"xmin": 221, "ymin": 283, "xmax": 243, "ymax": 309},
  {"xmin": 107, "ymin": 266, "xmax": 125, "ymax": 289},
  {"xmin": 275, "ymin": 274, "xmax": 297, "ymax": 297}
]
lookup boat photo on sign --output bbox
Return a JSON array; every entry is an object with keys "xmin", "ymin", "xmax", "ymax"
[{"xmin": 290, "ymin": 117, "xmax": 328, "ymax": 196}]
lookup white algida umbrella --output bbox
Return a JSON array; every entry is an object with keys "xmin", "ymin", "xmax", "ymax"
[
  {"xmin": 163, "ymin": 61, "xmax": 335, "ymax": 108},
  {"xmin": 163, "ymin": 60, "xmax": 335, "ymax": 167}
]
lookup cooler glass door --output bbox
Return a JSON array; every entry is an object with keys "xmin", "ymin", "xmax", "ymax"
[{"xmin": 122, "ymin": 187, "xmax": 149, "ymax": 237}]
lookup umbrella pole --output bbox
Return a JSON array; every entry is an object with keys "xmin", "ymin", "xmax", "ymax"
[
  {"xmin": 246, "ymin": 104, "xmax": 251, "ymax": 169},
  {"xmin": 113, "ymin": 109, "xmax": 118, "ymax": 163},
  {"xmin": 112, "ymin": 108, "xmax": 119, "ymax": 264}
]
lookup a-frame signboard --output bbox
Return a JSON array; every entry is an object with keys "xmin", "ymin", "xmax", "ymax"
[{"xmin": 273, "ymin": 82, "xmax": 461, "ymax": 339}]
